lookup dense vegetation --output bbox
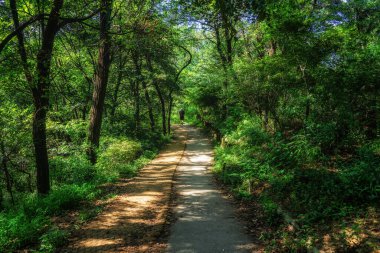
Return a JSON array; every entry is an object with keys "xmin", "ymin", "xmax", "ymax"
[
  {"xmin": 0, "ymin": 0, "xmax": 379, "ymax": 252},
  {"xmin": 0, "ymin": 0, "xmax": 184, "ymax": 251},
  {"xmin": 180, "ymin": 0, "xmax": 380, "ymax": 251}
]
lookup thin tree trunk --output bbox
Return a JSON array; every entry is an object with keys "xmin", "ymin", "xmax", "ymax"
[
  {"xmin": 142, "ymin": 81, "xmax": 155, "ymax": 131},
  {"xmin": 87, "ymin": 0, "xmax": 112, "ymax": 164},
  {"xmin": 110, "ymin": 57, "xmax": 123, "ymax": 121},
  {"xmin": 133, "ymin": 51, "xmax": 155, "ymax": 131},
  {"xmin": 168, "ymin": 90, "xmax": 173, "ymax": 134},
  {"xmin": 9, "ymin": 0, "xmax": 33, "ymax": 84},
  {"xmin": 146, "ymin": 56, "xmax": 166, "ymax": 135},
  {"xmin": 1, "ymin": 141, "xmax": 14, "ymax": 205},
  {"xmin": 214, "ymin": 25, "xmax": 229, "ymax": 119},
  {"xmin": 134, "ymin": 81, "xmax": 141, "ymax": 133},
  {"xmin": 154, "ymin": 82, "xmax": 166, "ymax": 135}
]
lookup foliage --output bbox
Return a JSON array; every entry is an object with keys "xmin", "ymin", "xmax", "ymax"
[
  {"xmin": 0, "ymin": 0, "xmax": 379, "ymax": 251},
  {"xmin": 39, "ymin": 227, "xmax": 69, "ymax": 253},
  {"xmin": 213, "ymin": 115, "xmax": 380, "ymax": 251},
  {"xmin": 50, "ymin": 155, "xmax": 96, "ymax": 185},
  {"xmin": 97, "ymin": 138, "xmax": 143, "ymax": 178}
]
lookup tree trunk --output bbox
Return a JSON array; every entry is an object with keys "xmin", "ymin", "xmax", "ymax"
[
  {"xmin": 110, "ymin": 57, "xmax": 123, "ymax": 121},
  {"xmin": 134, "ymin": 81, "xmax": 141, "ymax": 133},
  {"xmin": 264, "ymin": 109, "xmax": 269, "ymax": 131},
  {"xmin": 143, "ymin": 81, "xmax": 155, "ymax": 131},
  {"xmin": 10, "ymin": 0, "xmax": 51, "ymax": 195},
  {"xmin": 33, "ymin": 0, "xmax": 64, "ymax": 194},
  {"xmin": 1, "ymin": 141, "xmax": 14, "ymax": 205},
  {"xmin": 146, "ymin": 56, "xmax": 166, "ymax": 135},
  {"xmin": 133, "ymin": 51, "xmax": 155, "ymax": 131},
  {"xmin": 365, "ymin": 99, "xmax": 378, "ymax": 139},
  {"xmin": 87, "ymin": 0, "xmax": 112, "ymax": 164},
  {"xmin": 9, "ymin": 0, "xmax": 33, "ymax": 84},
  {"xmin": 154, "ymin": 82, "xmax": 166, "ymax": 135},
  {"xmin": 153, "ymin": 83, "xmax": 166, "ymax": 135},
  {"xmin": 167, "ymin": 90, "xmax": 173, "ymax": 134}
]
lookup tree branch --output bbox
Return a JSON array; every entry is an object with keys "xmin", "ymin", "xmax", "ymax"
[
  {"xmin": 0, "ymin": 14, "xmax": 43, "ymax": 54},
  {"xmin": 58, "ymin": 8, "xmax": 101, "ymax": 28},
  {"xmin": 174, "ymin": 45, "xmax": 192, "ymax": 85}
]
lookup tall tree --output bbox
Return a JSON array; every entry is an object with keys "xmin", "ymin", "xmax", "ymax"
[
  {"xmin": 87, "ymin": 0, "xmax": 113, "ymax": 164},
  {"xmin": 7, "ymin": 0, "xmax": 65, "ymax": 194}
]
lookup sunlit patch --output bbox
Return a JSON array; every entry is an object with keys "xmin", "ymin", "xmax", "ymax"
[
  {"xmin": 127, "ymin": 195, "xmax": 156, "ymax": 204},
  {"xmin": 181, "ymin": 189, "xmax": 219, "ymax": 196},
  {"xmin": 178, "ymin": 165, "xmax": 206, "ymax": 171},
  {"xmin": 78, "ymin": 238, "xmax": 123, "ymax": 247},
  {"xmin": 140, "ymin": 191, "xmax": 162, "ymax": 196},
  {"xmin": 235, "ymin": 243, "xmax": 259, "ymax": 250},
  {"xmin": 179, "ymin": 215, "xmax": 205, "ymax": 221},
  {"xmin": 189, "ymin": 154, "xmax": 213, "ymax": 163}
]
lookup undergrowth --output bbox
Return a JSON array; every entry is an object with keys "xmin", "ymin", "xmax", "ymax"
[
  {"xmin": 0, "ymin": 126, "xmax": 169, "ymax": 252},
  {"xmin": 212, "ymin": 115, "xmax": 380, "ymax": 252}
]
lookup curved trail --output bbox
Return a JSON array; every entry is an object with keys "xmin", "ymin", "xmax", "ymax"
[
  {"xmin": 61, "ymin": 125, "xmax": 258, "ymax": 252},
  {"xmin": 167, "ymin": 126, "xmax": 258, "ymax": 253}
]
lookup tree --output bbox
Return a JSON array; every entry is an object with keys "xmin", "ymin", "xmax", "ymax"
[
  {"xmin": 2, "ymin": 0, "xmax": 99, "ymax": 194},
  {"xmin": 87, "ymin": 0, "xmax": 113, "ymax": 164}
]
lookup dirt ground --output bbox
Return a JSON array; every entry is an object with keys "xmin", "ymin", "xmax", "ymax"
[
  {"xmin": 60, "ymin": 126, "xmax": 187, "ymax": 253},
  {"xmin": 59, "ymin": 125, "xmax": 264, "ymax": 253}
]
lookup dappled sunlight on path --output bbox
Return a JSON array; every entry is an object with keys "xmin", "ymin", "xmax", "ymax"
[
  {"xmin": 60, "ymin": 126, "xmax": 187, "ymax": 253},
  {"xmin": 61, "ymin": 125, "xmax": 259, "ymax": 253},
  {"xmin": 167, "ymin": 127, "xmax": 259, "ymax": 253}
]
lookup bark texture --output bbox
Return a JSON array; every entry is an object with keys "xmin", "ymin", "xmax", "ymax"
[{"xmin": 87, "ymin": 0, "xmax": 112, "ymax": 164}]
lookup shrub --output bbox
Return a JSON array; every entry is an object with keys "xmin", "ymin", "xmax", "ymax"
[
  {"xmin": 50, "ymin": 155, "xmax": 96, "ymax": 185},
  {"xmin": 64, "ymin": 120, "xmax": 87, "ymax": 144},
  {"xmin": 21, "ymin": 184, "xmax": 98, "ymax": 217},
  {"xmin": 39, "ymin": 227, "xmax": 69, "ymax": 253},
  {"xmin": 340, "ymin": 142, "xmax": 380, "ymax": 202},
  {"xmin": 42, "ymin": 184, "xmax": 99, "ymax": 215},
  {"xmin": 0, "ymin": 211, "xmax": 49, "ymax": 251},
  {"xmin": 260, "ymin": 195, "xmax": 282, "ymax": 225},
  {"xmin": 0, "ymin": 183, "xmax": 99, "ymax": 252},
  {"xmin": 97, "ymin": 139, "xmax": 143, "ymax": 178}
]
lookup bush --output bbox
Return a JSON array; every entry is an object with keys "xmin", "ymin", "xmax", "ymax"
[
  {"xmin": 213, "ymin": 113, "xmax": 380, "ymax": 241},
  {"xmin": 46, "ymin": 120, "xmax": 87, "ymax": 145},
  {"xmin": 0, "ymin": 211, "xmax": 49, "ymax": 251},
  {"xmin": 42, "ymin": 184, "xmax": 99, "ymax": 215},
  {"xmin": 97, "ymin": 139, "xmax": 143, "ymax": 178},
  {"xmin": 340, "ymin": 141, "xmax": 380, "ymax": 202},
  {"xmin": 39, "ymin": 227, "xmax": 69, "ymax": 253},
  {"xmin": 50, "ymin": 155, "xmax": 96, "ymax": 185},
  {"xmin": 0, "ymin": 183, "xmax": 99, "ymax": 252},
  {"xmin": 21, "ymin": 184, "xmax": 98, "ymax": 217}
]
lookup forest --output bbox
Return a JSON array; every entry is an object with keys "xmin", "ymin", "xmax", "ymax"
[{"xmin": 0, "ymin": 0, "xmax": 379, "ymax": 252}]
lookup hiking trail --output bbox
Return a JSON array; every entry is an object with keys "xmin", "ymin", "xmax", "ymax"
[{"xmin": 61, "ymin": 125, "xmax": 258, "ymax": 253}]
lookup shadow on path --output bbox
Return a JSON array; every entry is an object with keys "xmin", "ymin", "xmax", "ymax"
[
  {"xmin": 60, "ymin": 126, "xmax": 187, "ymax": 253},
  {"xmin": 167, "ymin": 127, "xmax": 259, "ymax": 253}
]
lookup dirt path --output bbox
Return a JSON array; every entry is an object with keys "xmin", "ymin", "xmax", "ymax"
[
  {"xmin": 61, "ymin": 126, "xmax": 187, "ymax": 253},
  {"xmin": 61, "ymin": 125, "xmax": 258, "ymax": 252},
  {"xmin": 167, "ymin": 126, "xmax": 259, "ymax": 253}
]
